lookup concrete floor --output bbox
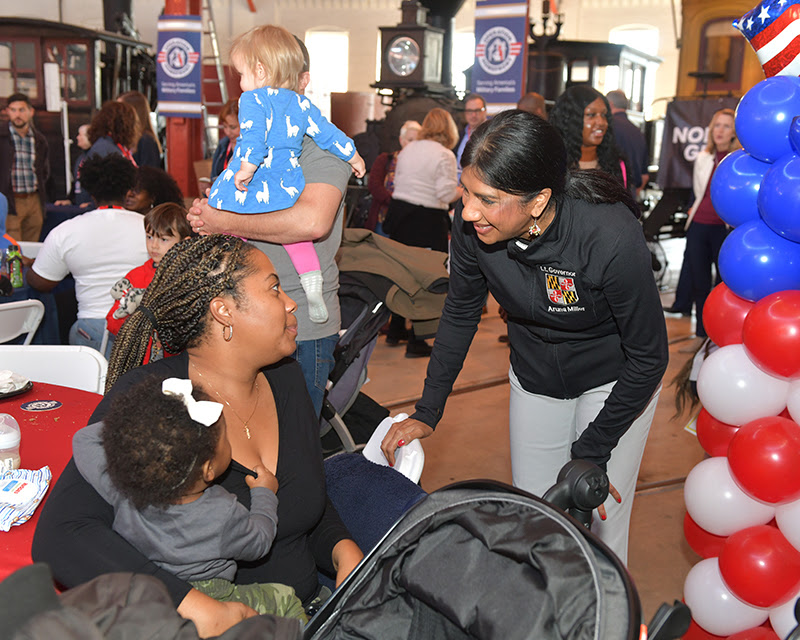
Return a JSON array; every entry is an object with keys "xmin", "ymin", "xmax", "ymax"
[{"xmin": 358, "ymin": 237, "xmax": 704, "ymax": 623}]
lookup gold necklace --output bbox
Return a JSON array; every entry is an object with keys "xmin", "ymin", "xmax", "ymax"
[{"xmin": 190, "ymin": 362, "xmax": 260, "ymax": 439}]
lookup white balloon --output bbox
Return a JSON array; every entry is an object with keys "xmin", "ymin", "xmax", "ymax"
[
  {"xmin": 684, "ymin": 457, "xmax": 775, "ymax": 536},
  {"xmin": 777, "ymin": 497, "xmax": 800, "ymax": 554},
  {"xmin": 770, "ymin": 587, "xmax": 800, "ymax": 639},
  {"xmin": 788, "ymin": 380, "xmax": 800, "ymax": 424},
  {"xmin": 684, "ymin": 557, "xmax": 769, "ymax": 636},
  {"xmin": 697, "ymin": 344, "xmax": 790, "ymax": 425}
]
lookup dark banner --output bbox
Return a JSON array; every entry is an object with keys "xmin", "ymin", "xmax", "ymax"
[{"xmin": 657, "ymin": 97, "xmax": 740, "ymax": 189}]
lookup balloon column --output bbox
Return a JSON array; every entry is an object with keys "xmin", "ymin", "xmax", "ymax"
[{"xmin": 683, "ymin": 1, "xmax": 800, "ymax": 637}]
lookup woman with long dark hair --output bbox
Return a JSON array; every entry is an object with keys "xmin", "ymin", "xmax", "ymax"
[
  {"xmin": 550, "ymin": 85, "xmax": 630, "ymax": 188},
  {"xmin": 381, "ymin": 110, "xmax": 668, "ymax": 563}
]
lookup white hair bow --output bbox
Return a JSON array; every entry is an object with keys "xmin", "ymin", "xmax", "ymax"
[{"xmin": 162, "ymin": 378, "xmax": 223, "ymax": 427}]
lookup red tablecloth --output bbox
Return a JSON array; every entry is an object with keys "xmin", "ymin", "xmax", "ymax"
[{"xmin": 0, "ymin": 382, "xmax": 101, "ymax": 581}]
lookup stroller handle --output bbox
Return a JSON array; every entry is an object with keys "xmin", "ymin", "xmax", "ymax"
[{"xmin": 542, "ymin": 460, "xmax": 610, "ymax": 529}]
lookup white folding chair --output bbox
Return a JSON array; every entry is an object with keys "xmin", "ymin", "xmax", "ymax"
[
  {"xmin": 0, "ymin": 300, "xmax": 45, "ymax": 345},
  {"xmin": 17, "ymin": 241, "xmax": 43, "ymax": 259},
  {"xmin": 0, "ymin": 345, "xmax": 107, "ymax": 394}
]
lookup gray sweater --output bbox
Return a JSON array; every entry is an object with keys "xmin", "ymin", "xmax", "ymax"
[{"xmin": 72, "ymin": 423, "xmax": 278, "ymax": 582}]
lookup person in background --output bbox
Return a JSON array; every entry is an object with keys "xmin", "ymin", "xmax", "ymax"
[
  {"xmin": 87, "ymin": 100, "xmax": 139, "ymax": 166},
  {"xmin": 679, "ymin": 108, "xmax": 741, "ymax": 348},
  {"xmin": 455, "ymin": 93, "xmax": 487, "ymax": 181},
  {"xmin": 26, "ymin": 154, "xmax": 148, "ymax": 356},
  {"xmin": 54, "ymin": 123, "xmax": 94, "ymax": 208},
  {"xmin": 550, "ymin": 85, "xmax": 629, "ymax": 189},
  {"xmin": 606, "ymin": 90, "xmax": 649, "ymax": 196},
  {"xmin": 0, "ymin": 192, "xmax": 20, "ymax": 252},
  {"xmin": 384, "ymin": 108, "xmax": 459, "ymax": 358},
  {"xmin": 381, "ymin": 110, "xmax": 668, "ymax": 564},
  {"xmin": 0, "ymin": 93, "xmax": 50, "ymax": 242},
  {"xmin": 106, "ymin": 202, "xmax": 193, "ymax": 362},
  {"xmin": 186, "ymin": 35, "xmax": 351, "ymax": 419},
  {"xmin": 365, "ymin": 120, "xmax": 421, "ymax": 234},
  {"xmin": 517, "ymin": 92, "xmax": 547, "ymax": 119},
  {"xmin": 118, "ymin": 91, "xmax": 162, "ymax": 168},
  {"xmin": 125, "ymin": 166, "xmax": 184, "ymax": 214},
  {"xmin": 210, "ymin": 99, "xmax": 240, "ymax": 181}
]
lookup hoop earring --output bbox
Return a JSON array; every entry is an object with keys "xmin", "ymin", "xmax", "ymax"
[
  {"xmin": 528, "ymin": 222, "xmax": 542, "ymax": 238},
  {"xmin": 222, "ymin": 325, "xmax": 233, "ymax": 342}
]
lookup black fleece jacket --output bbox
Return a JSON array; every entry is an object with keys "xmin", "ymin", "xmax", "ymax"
[{"xmin": 412, "ymin": 197, "xmax": 668, "ymax": 469}]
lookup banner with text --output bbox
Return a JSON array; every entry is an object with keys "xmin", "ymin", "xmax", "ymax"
[
  {"xmin": 656, "ymin": 97, "xmax": 740, "ymax": 189},
  {"xmin": 472, "ymin": 0, "xmax": 529, "ymax": 113},
  {"xmin": 156, "ymin": 15, "xmax": 203, "ymax": 118}
]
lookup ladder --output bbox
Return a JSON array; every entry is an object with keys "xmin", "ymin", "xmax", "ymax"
[{"xmin": 200, "ymin": 0, "xmax": 228, "ymax": 156}]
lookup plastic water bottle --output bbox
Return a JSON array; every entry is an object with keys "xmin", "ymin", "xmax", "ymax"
[{"xmin": 0, "ymin": 414, "xmax": 21, "ymax": 471}]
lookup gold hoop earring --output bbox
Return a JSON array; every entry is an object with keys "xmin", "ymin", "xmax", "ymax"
[{"xmin": 222, "ymin": 325, "xmax": 233, "ymax": 342}]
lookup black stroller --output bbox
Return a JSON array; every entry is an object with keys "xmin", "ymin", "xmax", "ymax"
[{"xmin": 305, "ymin": 462, "xmax": 690, "ymax": 640}]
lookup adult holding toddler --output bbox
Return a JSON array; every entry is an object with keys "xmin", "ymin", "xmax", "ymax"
[
  {"xmin": 26, "ymin": 154, "xmax": 148, "ymax": 356},
  {"xmin": 188, "ymin": 32, "xmax": 356, "ymax": 417},
  {"xmin": 33, "ymin": 235, "xmax": 363, "ymax": 637}
]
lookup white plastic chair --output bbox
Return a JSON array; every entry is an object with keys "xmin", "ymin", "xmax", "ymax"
[
  {"xmin": 0, "ymin": 345, "xmax": 107, "ymax": 394},
  {"xmin": 0, "ymin": 299, "xmax": 45, "ymax": 345},
  {"xmin": 17, "ymin": 241, "xmax": 43, "ymax": 259}
]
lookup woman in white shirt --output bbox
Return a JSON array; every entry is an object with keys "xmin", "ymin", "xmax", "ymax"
[{"xmin": 384, "ymin": 108, "xmax": 459, "ymax": 357}]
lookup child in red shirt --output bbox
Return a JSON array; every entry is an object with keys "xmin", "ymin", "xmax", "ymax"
[{"xmin": 106, "ymin": 203, "xmax": 192, "ymax": 361}]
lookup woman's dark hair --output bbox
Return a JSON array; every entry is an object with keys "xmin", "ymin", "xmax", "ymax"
[
  {"xmin": 133, "ymin": 166, "xmax": 184, "ymax": 209},
  {"xmin": 118, "ymin": 90, "xmax": 162, "ymax": 154},
  {"xmin": 102, "ymin": 376, "xmax": 223, "ymax": 509},
  {"xmin": 78, "ymin": 154, "xmax": 137, "ymax": 203},
  {"xmin": 88, "ymin": 100, "xmax": 139, "ymax": 148},
  {"xmin": 106, "ymin": 235, "xmax": 257, "ymax": 391},
  {"xmin": 462, "ymin": 109, "xmax": 638, "ymax": 216},
  {"xmin": 549, "ymin": 85, "xmax": 628, "ymax": 186}
]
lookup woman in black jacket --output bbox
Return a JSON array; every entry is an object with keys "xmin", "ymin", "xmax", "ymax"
[{"xmin": 381, "ymin": 110, "xmax": 668, "ymax": 564}]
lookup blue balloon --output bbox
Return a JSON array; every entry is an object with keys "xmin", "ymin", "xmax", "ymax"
[
  {"xmin": 736, "ymin": 76, "xmax": 800, "ymax": 163},
  {"xmin": 758, "ymin": 152, "xmax": 800, "ymax": 243},
  {"xmin": 710, "ymin": 150, "xmax": 770, "ymax": 227},
  {"xmin": 718, "ymin": 219, "xmax": 800, "ymax": 302}
]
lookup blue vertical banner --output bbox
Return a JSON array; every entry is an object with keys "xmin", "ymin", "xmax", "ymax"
[
  {"xmin": 156, "ymin": 15, "xmax": 203, "ymax": 118},
  {"xmin": 472, "ymin": 0, "xmax": 530, "ymax": 113}
]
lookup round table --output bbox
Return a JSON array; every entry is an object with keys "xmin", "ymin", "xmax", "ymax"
[{"xmin": 0, "ymin": 382, "xmax": 101, "ymax": 581}]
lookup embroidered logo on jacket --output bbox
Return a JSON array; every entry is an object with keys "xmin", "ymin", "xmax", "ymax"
[{"xmin": 546, "ymin": 274, "xmax": 579, "ymax": 305}]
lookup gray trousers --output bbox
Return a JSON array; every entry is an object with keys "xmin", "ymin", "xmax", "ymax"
[{"xmin": 508, "ymin": 367, "xmax": 660, "ymax": 565}]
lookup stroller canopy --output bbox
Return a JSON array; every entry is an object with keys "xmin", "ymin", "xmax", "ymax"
[{"xmin": 306, "ymin": 482, "xmax": 641, "ymax": 640}]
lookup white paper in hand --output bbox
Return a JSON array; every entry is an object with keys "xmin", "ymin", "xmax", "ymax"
[{"xmin": 362, "ymin": 413, "xmax": 424, "ymax": 483}]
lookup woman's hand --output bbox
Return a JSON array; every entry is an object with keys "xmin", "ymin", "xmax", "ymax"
[
  {"xmin": 597, "ymin": 481, "xmax": 621, "ymax": 521},
  {"xmin": 177, "ymin": 589, "xmax": 257, "ymax": 638},
  {"xmin": 332, "ymin": 538, "xmax": 363, "ymax": 588},
  {"xmin": 380, "ymin": 418, "xmax": 434, "ymax": 467}
]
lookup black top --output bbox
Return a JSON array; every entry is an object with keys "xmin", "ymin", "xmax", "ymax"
[
  {"xmin": 412, "ymin": 197, "xmax": 668, "ymax": 469},
  {"xmin": 32, "ymin": 352, "xmax": 351, "ymax": 606},
  {"xmin": 612, "ymin": 112, "xmax": 648, "ymax": 190},
  {"xmin": 134, "ymin": 134, "xmax": 162, "ymax": 169}
]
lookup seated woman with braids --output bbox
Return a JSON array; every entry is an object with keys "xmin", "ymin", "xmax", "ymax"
[{"xmin": 32, "ymin": 235, "xmax": 364, "ymax": 637}]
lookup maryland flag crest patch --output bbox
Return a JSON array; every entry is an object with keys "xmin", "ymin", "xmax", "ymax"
[{"xmin": 546, "ymin": 274, "xmax": 579, "ymax": 305}]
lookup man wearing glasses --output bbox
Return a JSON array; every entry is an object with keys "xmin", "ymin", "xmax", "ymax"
[{"xmin": 455, "ymin": 93, "xmax": 487, "ymax": 181}]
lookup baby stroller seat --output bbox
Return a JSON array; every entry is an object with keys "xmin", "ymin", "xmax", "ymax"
[{"xmin": 305, "ymin": 479, "xmax": 688, "ymax": 640}]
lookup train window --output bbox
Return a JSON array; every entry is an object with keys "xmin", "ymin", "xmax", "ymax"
[
  {"xmin": 698, "ymin": 18, "xmax": 743, "ymax": 92},
  {"xmin": 44, "ymin": 40, "xmax": 91, "ymax": 106},
  {"xmin": 0, "ymin": 39, "xmax": 39, "ymax": 99}
]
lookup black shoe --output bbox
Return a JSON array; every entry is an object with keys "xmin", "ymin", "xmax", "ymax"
[
  {"xmin": 386, "ymin": 328, "xmax": 409, "ymax": 346},
  {"xmin": 405, "ymin": 341, "xmax": 432, "ymax": 358},
  {"xmin": 663, "ymin": 305, "xmax": 691, "ymax": 317}
]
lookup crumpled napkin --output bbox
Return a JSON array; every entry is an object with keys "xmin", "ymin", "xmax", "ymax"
[
  {"xmin": 0, "ymin": 370, "xmax": 28, "ymax": 394},
  {"xmin": 0, "ymin": 467, "xmax": 51, "ymax": 532}
]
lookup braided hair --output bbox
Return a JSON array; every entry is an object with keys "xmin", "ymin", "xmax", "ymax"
[
  {"xmin": 549, "ymin": 85, "xmax": 628, "ymax": 186},
  {"xmin": 102, "ymin": 376, "xmax": 223, "ymax": 509},
  {"xmin": 106, "ymin": 234, "xmax": 257, "ymax": 392}
]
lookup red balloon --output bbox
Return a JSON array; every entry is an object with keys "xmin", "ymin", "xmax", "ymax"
[
  {"xmin": 697, "ymin": 408, "xmax": 740, "ymax": 457},
  {"xmin": 727, "ymin": 628, "xmax": 780, "ymax": 640},
  {"xmin": 704, "ymin": 283, "xmax": 753, "ymax": 347},
  {"xmin": 684, "ymin": 618, "xmax": 726, "ymax": 640},
  {"xmin": 728, "ymin": 417, "xmax": 800, "ymax": 503},
  {"xmin": 743, "ymin": 290, "xmax": 800, "ymax": 379},
  {"xmin": 719, "ymin": 525, "xmax": 800, "ymax": 608},
  {"xmin": 685, "ymin": 512, "xmax": 728, "ymax": 558}
]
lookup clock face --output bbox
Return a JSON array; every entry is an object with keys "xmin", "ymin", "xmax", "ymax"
[{"xmin": 387, "ymin": 36, "xmax": 420, "ymax": 77}]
